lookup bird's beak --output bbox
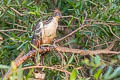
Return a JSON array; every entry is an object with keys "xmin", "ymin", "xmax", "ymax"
[
  {"xmin": 53, "ymin": 9, "xmax": 62, "ymax": 19},
  {"xmin": 59, "ymin": 13, "xmax": 62, "ymax": 18},
  {"xmin": 56, "ymin": 13, "xmax": 62, "ymax": 19}
]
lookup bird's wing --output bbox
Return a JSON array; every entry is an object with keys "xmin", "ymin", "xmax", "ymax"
[
  {"xmin": 32, "ymin": 17, "xmax": 53, "ymax": 35},
  {"xmin": 30, "ymin": 17, "xmax": 53, "ymax": 50},
  {"xmin": 34, "ymin": 22, "xmax": 43, "ymax": 36},
  {"xmin": 43, "ymin": 17, "xmax": 53, "ymax": 26},
  {"xmin": 30, "ymin": 22, "xmax": 43, "ymax": 50}
]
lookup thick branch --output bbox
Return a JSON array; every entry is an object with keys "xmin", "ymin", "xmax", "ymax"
[
  {"xmin": 3, "ymin": 45, "xmax": 120, "ymax": 80},
  {"xmin": 2, "ymin": 47, "xmax": 53, "ymax": 80},
  {"xmin": 55, "ymin": 46, "xmax": 120, "ymax": 55}
]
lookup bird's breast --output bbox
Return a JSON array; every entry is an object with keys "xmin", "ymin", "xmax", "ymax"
[{"xmin": 42, "ymin": 20, "xmax": 58, "ymax": 44}]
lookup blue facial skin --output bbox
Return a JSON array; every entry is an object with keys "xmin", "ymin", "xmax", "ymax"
[{"xmin": 56, "ymin": 13, "xmax": 62, "ymax": 18}]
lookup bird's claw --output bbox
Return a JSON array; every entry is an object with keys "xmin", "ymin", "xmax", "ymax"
[{"xmin": 40, "ymin": 44, "xmax": 54, "ymax": 49}]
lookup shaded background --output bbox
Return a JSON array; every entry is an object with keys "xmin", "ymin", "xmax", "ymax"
[{"xmin": 0, "ymin": 0, "xmax": 120, "ymax": 80}]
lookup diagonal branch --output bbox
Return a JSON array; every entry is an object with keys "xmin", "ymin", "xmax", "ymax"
[
  {"xmin": 2, "ymin": 47, "xmax": 53, "ymax": 80},
  {"xmin": 54, "ymin": 11, "xmax": 88, "ymax": 44},
  {"xmin": 10, "ymin": 7, "xmax": 25, "ymax": 16},
  {"xmin": 3, "ymin": 43, "xmax": 120, "ymax": 80}
]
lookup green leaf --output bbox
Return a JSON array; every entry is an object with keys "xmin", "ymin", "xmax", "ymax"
[
  {"xmin": 68, "ymin": 54, "xmax": 74, "ymax": 64},
  {"xmin": 27, "ymin": 1, "xmax": 34, "ymax": 6},
  {"xmin": 0, "ymin": 64, "xmax": 9, "ymax": 69},
  {"xmin": 94, "ymin": 55, "xmax": 101, "ymax": 65},
  {"xmin": 22, "ymin": 0, "xmax": 27, "ymax": 5},
  {"xmin": 7, "ymin": 10, "xmax": 15, "ymax": 16},
  {"xmin": 17, "ymin": 41, "xmax": 28, "ymax": 50},
  {"xmin": 75, "ymin": 2, "xmax": 80, "ymax": 8},
  {"xmin": 28, "ymin": 11, "xmax": 36, "ymax": 15},
  {"xmin": 117, "ymin": 55, "xmax": 120, "ymax": 61},
  {"xmin": 88, "ymin": 0, "xmax": 97, "ymax": 6},
  {"xmin": 30, "ymin": 43, "xmax": 38, "ymax": 50},
  {"xmin": 68, "ymin": 16, "xmax": 74, "ymax": 27},
  {"xmin": 15, "ymin": 0, "xmax": 20, "ymax": 5},
  {"xmin": 67, "ymin": 0, "xmax": 75, "ymax": 8},
  {"xmin": 7, "ymin": 0, "xmax": 12, "ymax": 5},
  {"xmin": 104, "ymin": 66, "xmax": 113, "ymax": 79},
  {"xmin": 109, "ymin": 67, "xmax": 120, "ymax": 79},
  {"xmin": 17, "ymin": 65, "xmax": 23, "ymax": 80},
  {"xmin": 94, "ymin": 69, "xmax": 102, "ymax": 80},
  {"xmin": 70, "ymin": 69, "xmax": 77, "ymax": 80}
]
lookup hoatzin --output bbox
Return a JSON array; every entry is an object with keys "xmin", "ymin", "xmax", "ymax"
[
  {"xmin": 30, "ymin": 9, "xmax": 62, "ymax": 79},
  {"xmin": 31, "ymin": 9, "xmax": 62, "ymax": 50}
]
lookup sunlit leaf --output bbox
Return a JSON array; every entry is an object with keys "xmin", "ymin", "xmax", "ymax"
[
  {"xmin": 28, "ymin": 11, "xmax": 36, "ymax": 15},
  {"xmin": 70, "ymin": 69, "xmax": 77, "ymax": 80}
]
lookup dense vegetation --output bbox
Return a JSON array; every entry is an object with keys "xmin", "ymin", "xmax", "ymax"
[{"xmin": 0, "ymin": 0, "xmax": 120, "ymax": 80}]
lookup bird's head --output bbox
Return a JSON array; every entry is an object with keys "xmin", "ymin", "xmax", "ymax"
[{"xmin": 53, "ymin": 9, "xmax": 62, "ymax": 19}]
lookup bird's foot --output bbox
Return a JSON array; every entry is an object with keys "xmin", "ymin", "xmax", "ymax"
[
  {"xmin": 41, "ymin": 44, "xmax": 51, "ymax": 46},
  {"xmin": 40, "ymin": 44, "xmax": 54, "ymax": 48}
]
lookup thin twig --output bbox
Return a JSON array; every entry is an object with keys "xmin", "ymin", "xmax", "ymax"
[
  {"xmin": 62, "ymin": 15, "xmax": 79, "ymax": 19},
  {"xmin": 0, "ymin": 32, "xmax": 19, "ymax": 42},
  {"xmin": 0, "ymin": 32, "xmax": 11, "ymax": 38},
  {"xmin": 94, "ymin": 22, "xmax": 120, "ymax": 40},
  {"xmin": 89, "ymin": 41, "xmax": 111, "ymax": 49},
  {"xmin": 106, "ymin": 39, "xmax": 117, "ymax": 50},
  {"xmin": 22, "ymin": 65, "xmax": 71, "ymax": 75},
  {"xmin": 0, "ymin": 29, "xmax": 27, "ymax": 32},
  {"xmin": 54, "ymin": 24, "xmax": 87, "ymax": 44},
  {"xmin": 56, "ymin": 20, "xmax": 120, "ymax": 45},
  {"xmin": 10, "ymin": 7, "xmax": 25, "ymax": 16},
  {"xmin": 108, "ymin": 25, "xmax": 120, "ymax": 40},
  {"xmin": 62, "ymin": 16, "xmax": 120, "ymax": 26},
  {"xmin": 6, "ymin": 22, "xmax": 27, "ymax": 29},
  {"xmin": 3, "ymin": 43, "xmax": 120, "ymax": 79},
  {"xmin": 3, "ymin": 16, "xmax": 120, "ymax": 79},
  {"xmin": 86, "ymin": 19, "xmax": 120, "ymax": 26},
  {"xmin": 54, "ymin": 11, "xmax": 88, "ymax": 44}
]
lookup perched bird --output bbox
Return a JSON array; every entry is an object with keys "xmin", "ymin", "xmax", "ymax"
[
  {"xmin": 31, "ymin": 9, "xmax": 62, "ymax": 50},
  {"xmin": 30, "ymin": 9, "xmax": 62, "ymax": 79}
]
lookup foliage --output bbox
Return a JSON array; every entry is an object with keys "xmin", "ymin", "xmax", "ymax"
[{"xmin": 0, "ymin": 0, "xmax": 120, "ymax": 80}]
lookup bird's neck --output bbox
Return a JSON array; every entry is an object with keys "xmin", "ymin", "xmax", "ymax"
[{"xmin": 53, "ymin": 16, "xmax": 59, "ymax": 22}]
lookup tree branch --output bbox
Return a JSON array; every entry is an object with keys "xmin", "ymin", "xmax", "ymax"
[
  {"xmin": 2, "ymin": 47, "xmax": 53, "ymax": 80},
  {"xmin": 3, "ymin": 43, "xmax": 120, "ymax": 79},
  {"xmin": 55, "ymin": 46, "xmax": 120, "ymax": 55}
]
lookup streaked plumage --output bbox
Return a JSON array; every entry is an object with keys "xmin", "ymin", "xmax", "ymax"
[{"xmin": 31, "ymin": 9, "xmax": 62, "ymax": 49}]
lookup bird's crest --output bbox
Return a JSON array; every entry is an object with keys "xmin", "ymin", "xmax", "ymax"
[{"xmin": 53, "ymin": 9, "xmax": 62, "ymax": 18}]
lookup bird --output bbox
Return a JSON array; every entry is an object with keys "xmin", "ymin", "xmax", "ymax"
[
  {"xmin": 31, "ymin": 9, "xmax": 62, "ymax": 50},
  {"xmin": 30, "ymin": 9, "xmax": 62, "ymax": 79}
]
